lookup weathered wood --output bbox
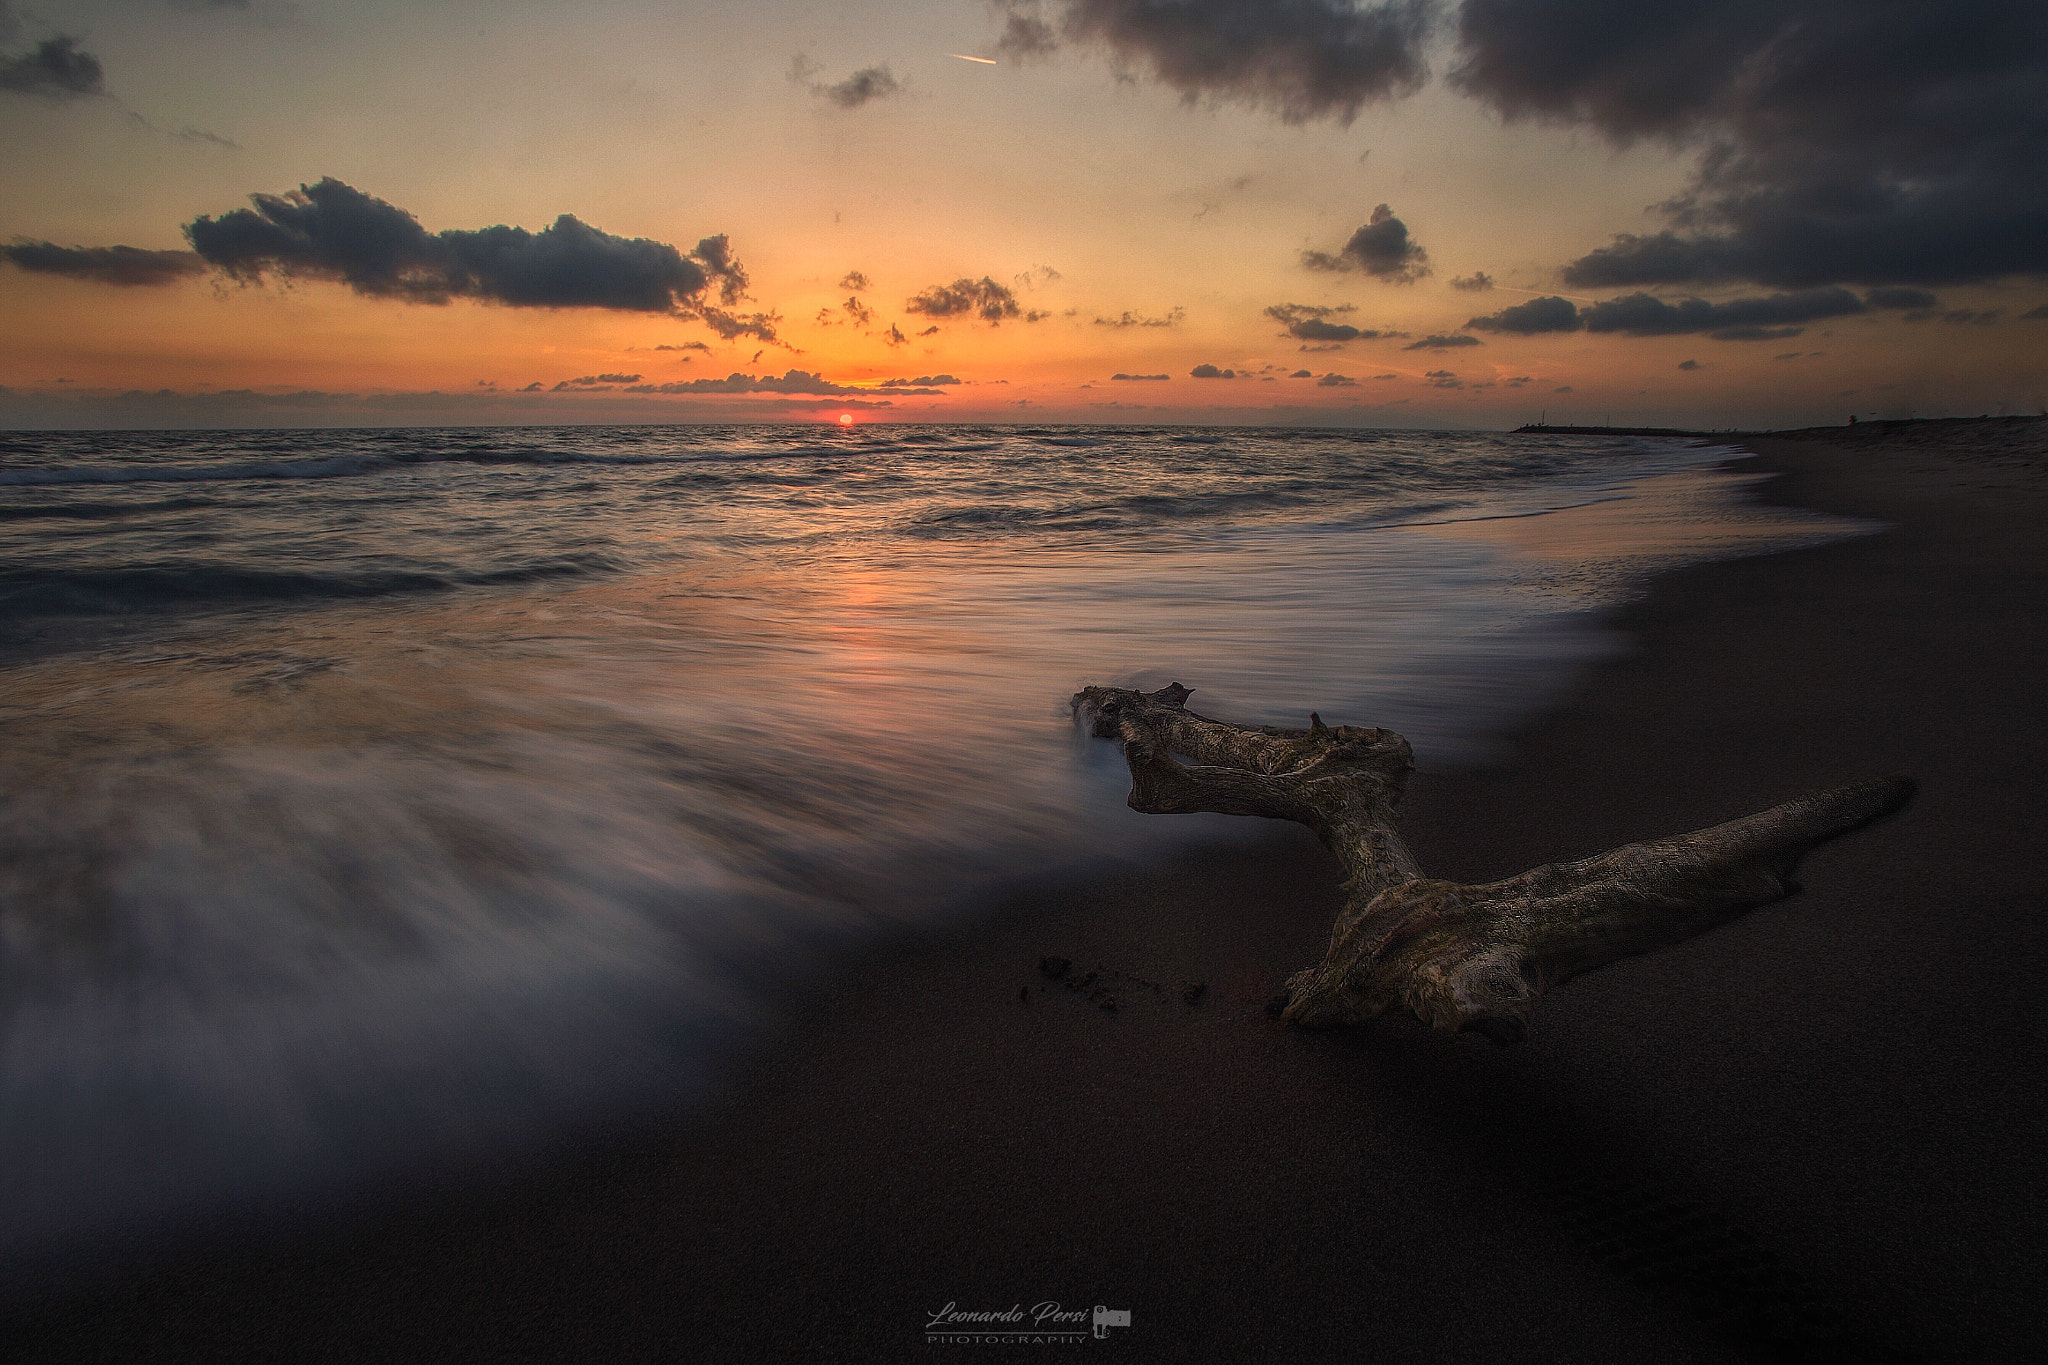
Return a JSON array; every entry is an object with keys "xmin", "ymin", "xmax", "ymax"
[{"xmin": 1073, "ymin": 682, "xmax": 1913, "ymax": 1043}]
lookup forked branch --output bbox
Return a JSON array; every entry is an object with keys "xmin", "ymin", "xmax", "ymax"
[{"xmin": 1073, "ymin": 683, "xmax": 1912, "ymax": 1043}]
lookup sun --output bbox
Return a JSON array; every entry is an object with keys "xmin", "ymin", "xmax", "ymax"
[{"xmin": 837, "ymin": 413, "xmax": 855, "ymax": 426}]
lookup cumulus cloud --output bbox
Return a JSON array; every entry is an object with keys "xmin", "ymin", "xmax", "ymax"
[
  {"xmin": 0, "ymin": 33, "xmax": 104, "ymax": 99},
  {"xmin": 1452, "ymin": 1, "xmax": 2048, "ymax": 288},
  {"xmin": 1111, "ymin": 372, "xmax": 1171, "ymax": 380},
  {"xmin": 877, "ymin": 374, "xmax": 961, "ymax": 387},
  {"xmin": 1289, "ymin": 368, "xmax": 1313, "ymax": 377},
  {"xmin": 182, "ymin": 179, "xmax": 752, "ymax": 327},
  {"xmin": 1189, "ymin": 363, "xmax": 1239, "ymax": 378},
  {"xmin": 1316, "ymin": 372, "xmax": 1358, "ymax": 386},
  {"xmin": 1678, "ymin": 359, "xmax": 1701, "ymax": 370},
  {"xmin": 1465, "ymin": 294, "xmax": 1581, "ymax": 334},
  {"xmin": 1403, "ymin": 333, "xmax": 1482, "ymax": 349},
  {"xmin": 1093, "ymin": 307, "xmax": 1185, "ymax": 328},
  {"xmin": 905, "ymin": 276, "xmax": 1041, "ymax": 324},
  {"xmin": 996, "ymin": 0, "xmax": 1434, "ymax": 124},
  {"xmin": 839, "ymin": 270, "xmax": 871, "ymax": 291},
  {"xmin": 655, "ymin": 341, "xmax": 713, "ymax": 352},
  {"xmin": 3, "ymin": 241, "xmax": 206, "ymax": 286},
  {"xmin": 1449, "ymin": 271, "xmax": 1495, "ymax": 291},
  {"xmin": 1302, "ymin": 203, "xmax": 1429, "ymax": 281}
]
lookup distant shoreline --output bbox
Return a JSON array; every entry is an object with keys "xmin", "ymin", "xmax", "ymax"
[{"xmin": 1518, "ymin": 413, "xmax": 2047, "ymax": 442}]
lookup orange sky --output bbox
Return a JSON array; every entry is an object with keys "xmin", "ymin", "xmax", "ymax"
[{"xmin": 3, "ymin": 2, "xmax": 2044, "ymax": 429}]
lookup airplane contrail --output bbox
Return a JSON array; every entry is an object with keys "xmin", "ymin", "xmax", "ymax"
[{"xmin": 950, "ymin": 53, "xmax": 997, "ymax": 64}]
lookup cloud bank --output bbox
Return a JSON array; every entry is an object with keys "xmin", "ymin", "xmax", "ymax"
[
  {"xmin": 998, "ymin": 0, "xmax": 1434, "ymax": 124},
  {"xmin": 1467, "ymin": 285, "xmax": 1933, "ymax": 339},
  {"xmin": 1453, "ymin": 0, "xmax": 2048, "ymax": 287}
]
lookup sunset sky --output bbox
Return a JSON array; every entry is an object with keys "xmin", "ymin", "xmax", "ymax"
[{"xmin": 3, "ymin": 0, "xmax": 2044, "ymax": 429}]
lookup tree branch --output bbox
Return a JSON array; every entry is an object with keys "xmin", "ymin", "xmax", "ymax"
[{"xmin": 1073, "ymin": 683, "xmax": 1913, "ymax": 1043}]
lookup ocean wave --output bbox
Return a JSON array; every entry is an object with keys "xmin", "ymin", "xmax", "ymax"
[
  {"xmin": 0, "ymin": 552, "xmax": 627, "ymax": 614},
  {"xmin": 0, "ymin": 455, "xmax": 391, "ymax": 486}
]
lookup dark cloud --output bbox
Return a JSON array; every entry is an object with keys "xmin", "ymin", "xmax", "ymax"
[
  {"xmin": 881, "ymin": 323, "xmax": 909, "ymax": 346},
  {"xmin": 183, "ymin": 180, "xmax": 751, "ymax": 329},
  {"xmin": 1093, "ymin": 307, "xmax": 1185, "ymax": 328},
  {"xmin": 1403, "ymin": 333, "xmax": 1482, "ymax": 349},
  {"xmin": 1111, "ymin": 372, "xmax": 1171, "ymax": 380},
  {"xmin": 3, "ymin": 241, "xmax": 206, "ymax": 286},
  {"xmin": 839, "ymin": 270, "xmax": 871, "ymax": 291},
  {"xmin": 1263, "ymin": 301, "xmax": 1408, "ymax": 342},
  {"xmin": 1465, "ymin": 294, "xmax": 1581, "ymax": 334},
  {"xmin": 1454, "ymin": 1, "xmax": 2048, "ymax": 288},
  {"xmin": 1316, "ymin": 372, "xmax": 1358, "ymax": 386},
  {"xmin": 905, "ymin": 276, "xmax": 1039, "ymax": 324},
  {"xmin": 1582, "ymin": 287, "xmax": 1865, "ymax": 335},
  {"xmin": 1189, "ymin": 364, "xmax": 1238, "ymax": 378},
  {"xmin": 1423, "ymin": 369, "xmax": 1462, "ymax": 387},
  {"xmin": 1449, "ymin": 271, "xmax": 1495, "ymax": 291},
  {"xmin": 1302, "ymin": 204, "xmax": 1429, "ymax": 281},
  {"xmin": 998, "ymin": 0, "xmax": 1434, "ymax": 124},
  {"xmin": 1678, "ymin": 359, "xmax": 1701, "ymax": 370},
  {"xmin": 1289, "ymin": 368, "xmax": 1313, "ymax": 377},
  {"xmin": 693, "ymin": 307, "xmax": 783, "ymax": 343},
  {"xmin": 878, "ymin": 374, "xmax": 961, "ymax": 386},
  {"xmin": 2022, "ymin": 304, "xmax": 2048, "ymax": 320},
  {"xmin": 997, "ymin": 11, "xmax": 1060, "ymax": 59},
  {"xmin": 842, "ymin": 296, "xmax": 876, "ymax": 327},
  {"xmin": 1864, "ymin": 286, "xmax": 1938, "ymax": 311},
  {"xmin": 552, "ymin": 373, "xmax": 643, "ymax": 390},
  {"xmin": 655, "ymin": 341, "xmax": 713, "ymax": 352},
  {"xmin": 819, "ymin": 65, "xmax": 902, "ymax": 109},
  {"xmin": 1469, "ymin": 286, "xmax": 1865, "ymax": 338},
  {"xmin": 916, "ymin": 324, "xmax": 940, "ymax": 336},
  {"xmin": 0, "ymin": 35, "xmax": 104, "ymax": 98}
]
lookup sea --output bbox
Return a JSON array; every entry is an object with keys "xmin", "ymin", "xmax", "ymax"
[{"xmin": 0, "ymin": 422, "xmax": 1867, "ymax": 1267}]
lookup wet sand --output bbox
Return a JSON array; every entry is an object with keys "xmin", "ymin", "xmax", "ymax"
[{"xmin": 7, "ymin": 417, "xmax": 2046, "ymax": 1362}]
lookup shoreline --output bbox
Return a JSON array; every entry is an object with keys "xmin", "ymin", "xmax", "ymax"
[{"xmin": 6, "ymin": 419, "xmax": 2046, "ymax": 1360}]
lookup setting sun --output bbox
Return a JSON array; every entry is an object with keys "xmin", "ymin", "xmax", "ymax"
[{"xmin": 837, "ymin": 413, "xmax": 855, "ymax": 425}]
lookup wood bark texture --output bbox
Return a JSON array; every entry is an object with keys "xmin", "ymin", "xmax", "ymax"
[{"xmin": 1072, "ymin": 683, "xmax": 1913, "ymax": 1044}]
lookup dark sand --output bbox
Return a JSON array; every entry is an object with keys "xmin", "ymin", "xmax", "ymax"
[{"xmin": 7, "ymin": 418, "xmax": 2046, "ymax": 1362}]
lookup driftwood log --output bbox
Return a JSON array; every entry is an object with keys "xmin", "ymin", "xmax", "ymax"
[{"xmin": 1072, "ymin": 683, "xmax": 1913, "ymax": 1044}]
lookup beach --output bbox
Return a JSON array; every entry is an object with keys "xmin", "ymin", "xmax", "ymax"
[{"xmin": 5, "ymin": 417, "xmax": 2046, "ymax": 1362}]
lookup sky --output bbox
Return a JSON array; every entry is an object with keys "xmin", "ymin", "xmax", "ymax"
[{"xmin": 1, "ymin": 0, "xmax": 2044, "ymax": 429}]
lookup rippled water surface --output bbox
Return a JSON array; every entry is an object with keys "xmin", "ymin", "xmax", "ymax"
[{"xmin": 0, "ymin": 423, "xmax": 1859, "ymax": 1260}]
